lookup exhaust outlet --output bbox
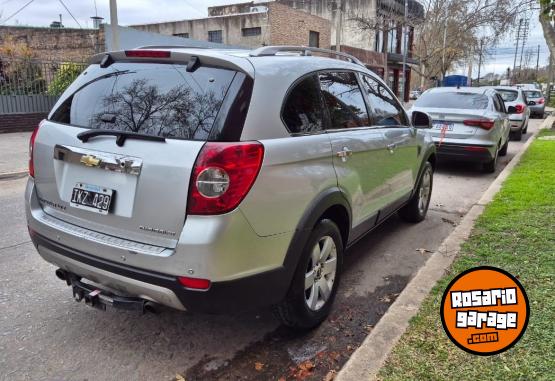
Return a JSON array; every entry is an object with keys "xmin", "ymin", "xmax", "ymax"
[
  {"xmin": 143, "ymin": 301, "xmax": 159, "ymax": 314},
  {"xmin": 55, "ymin": 268, "xmax": 67, "ymax": 281}
]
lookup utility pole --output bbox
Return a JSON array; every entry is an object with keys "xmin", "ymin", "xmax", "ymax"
[
  {"xmin": 536, "ymin": 44, "xmax": 540, "ymax": 79},
  {"xmin": 335, "ymin": 0, "xmax": 343, "ymax": 52},
  {"xmin": 441, "ymin": 18, "xmax": 448, "ymax": 84},
  {"xmin": 518, "ymin": 19, "xmax": 530, "ymax": 71},
  {"xmin": 512, "ymin": 18, "xmax": 522, "ymax": 84},
  {"xmin": 109, "ymin": 0, "xmax": 120, "ymax": 51},
  {"xmin": 477, "ymin": 39, "xmax": 484, "ymax": 86},
  {"xmin": 548, "ymin": 55, "xmax": 553, "ymax": 103},
  {"xmin": 402, "ymin": 0, "xmax": 408, "ymax": 102},
  {"xmin": 467, "ymin": 45, "xmax": 474, "ymax": 87}
]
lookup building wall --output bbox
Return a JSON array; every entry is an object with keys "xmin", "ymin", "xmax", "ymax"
[
  {"xmin": 131, "ymin": 12, "xmax": 271, "ymax": 48},
  {"xmin": 0, "ymin": 26, "xmax": 104, "ymax": 62},
  {"xmin": 131, "ymin": 3, "xmax": 331, "ymax": 50},
  {"xmin": 268, "ymin": 2, "xmax": 331, "ymax": 48},
  {"xmin": 276, "ymin": 0, "xmax": 377, "ymax": 51},
  {"xmin": 0, "ymin": 112, "xmax": 45, "ymax": 133}
]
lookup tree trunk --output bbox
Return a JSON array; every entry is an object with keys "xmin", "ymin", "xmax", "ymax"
[{"xmin": 540, "ymin": 11, "xmax": 555, "ymax": 58}]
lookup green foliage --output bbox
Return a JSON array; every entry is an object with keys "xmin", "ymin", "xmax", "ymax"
[{"xmin": 47, "ymin": 63, "xmax": 83, "ymax": 96}]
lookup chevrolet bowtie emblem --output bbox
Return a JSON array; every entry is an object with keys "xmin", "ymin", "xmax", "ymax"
[{"xmin": 80, "ymin": 155, "xmax": 101, "ymax": 167}]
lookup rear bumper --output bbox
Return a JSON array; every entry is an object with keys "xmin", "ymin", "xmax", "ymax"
[
  {"xmin": 25, "ymin": 178, "xmax": 294, "ymax": 313},
  {"xmin": 509, "ymin": 117, "xmax": 525, "ymax": 131},
  {"xmin": 529, "ymin": 105, "xmax": 545, "ymax": 115},
  {"xmin": 434, "ymin": 142, "xmax": 495, "ymax": 163},
  {"xmin": 29, "ymin": 230, "xmax": 291, "ymax": 313}
]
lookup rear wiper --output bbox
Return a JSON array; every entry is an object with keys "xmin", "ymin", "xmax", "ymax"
[{"xmin": 77, "ymin": 129, "xmax": 166, "ymax": 147}]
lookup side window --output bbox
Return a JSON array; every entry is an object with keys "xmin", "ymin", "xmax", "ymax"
[
  {"xmin": 319, "ymin": 71, "xmax": 370, "ymax": 129},
  {"xmin": 362, "ymin": 75, "xmax": 407, "ymax": 126},
  {"xmin": 282, "ymin": 75, "xmax": 325, "ymax": 134},
  {"xmin": 492, "ymin": 94, "xmax": 502, "ymax": 112}
]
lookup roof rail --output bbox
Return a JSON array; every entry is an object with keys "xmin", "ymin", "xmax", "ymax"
[
  {"xmin": 249, "ymin": 46, "xmax": 365, "ymax": 67},
  {"xmin": 136, "ymin": 45, "xmax": 212, "ymax": 50}
]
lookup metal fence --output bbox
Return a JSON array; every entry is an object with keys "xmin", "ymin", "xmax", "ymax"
[{"xmin": 0, "ymin": 58, "xmax": 87, "ymax": 114}]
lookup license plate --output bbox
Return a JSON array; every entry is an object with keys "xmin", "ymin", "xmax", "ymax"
[
  {"xmin": 433, "ymin": 122, "xmax": 454, "ymax": 131},
  {"xmin": 70, "ymin": 183, "xmax": 113, "ymax": 215}
]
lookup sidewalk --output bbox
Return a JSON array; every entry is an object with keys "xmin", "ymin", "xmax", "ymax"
[
  {"xmin": 0, "ymin": 132, "xmax": 31, "ymax": 176},
  {"xmin": 377, "ymin": 127, "xmax": 555, "ymax": 379}
]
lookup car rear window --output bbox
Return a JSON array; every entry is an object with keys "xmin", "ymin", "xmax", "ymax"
[
  {"xmin": 414, "ymin": 92, "xmax": 489, "ymax": 109},
  {"xmin": 524, "ymin": 90, "xmax": 542, "ymax": 98},
  {"xmin": 495, "ymin": 90, "xmax": 518, "ymax": 102},
  {"xmin": 49, "ymin": 63, "xmax": 237, "ymax": 140}
]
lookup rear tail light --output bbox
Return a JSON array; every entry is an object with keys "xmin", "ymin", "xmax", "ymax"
[
  {"xmin": 463, "ymin": 119, "xmax": 495, "ymax": 130},
  {"xmin": 187, "ymin": 142, "xmax": 264, "ymax": 215},
  {"xmin": 124, "ymin": 50, "xmax": 171, "ymax": 58},
  {"xmin": 538, "ymin": 98, "xmax": 545, "ymax": 105},
  {"xmin": 515, "ymin": 104, "xmax": 525, "ymax": 114},
  {"xmin": 178, "ymin": 276, "xmax": 211, "ymax": 291},
  {"xmin": 29, "ymin": 122, "xmax": 42, "ymax": 177}
]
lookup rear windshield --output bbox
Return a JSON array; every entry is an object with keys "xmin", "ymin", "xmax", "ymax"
[
  {"xmin": 495, "ymin": 90, "xmax": 518, "ymax": 102},
  {"xmin": 524, "ymin": 90, "xmax": 542, "ymax": 98},
  {"xmin": 414, "ymin": 92, "xmax": 489, "ymax": 109},
  {"xmin": 49, "ymin": 63, "xmax": 236, "ymax": 140}
]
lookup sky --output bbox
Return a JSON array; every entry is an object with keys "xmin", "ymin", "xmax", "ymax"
[{"xmin": 0, "ymin": 0, "xmax": 549, "ymax": 77}]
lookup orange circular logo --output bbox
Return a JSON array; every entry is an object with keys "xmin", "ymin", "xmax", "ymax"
[{"xmin": 440, "ymin": 266, "xmax": 529, "ymax": 356}]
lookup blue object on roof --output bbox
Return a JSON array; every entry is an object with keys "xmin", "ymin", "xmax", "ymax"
[{"xmin": 443, "ymin": 75, "xmax": 468, "ymax": 87}]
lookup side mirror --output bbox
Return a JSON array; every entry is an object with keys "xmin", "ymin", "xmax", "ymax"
[
  {"xmin": 507, "ymin": 106, "xmax": 517, "ymax": 114},
  {"xmin": 411, "ymin": 110, "xmax": 433, "ymax": 129}
]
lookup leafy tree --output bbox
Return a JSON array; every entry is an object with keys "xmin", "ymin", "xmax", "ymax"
[{"xmin": 47, "ymin": 63, "xmax": 84, "ymax": 96}]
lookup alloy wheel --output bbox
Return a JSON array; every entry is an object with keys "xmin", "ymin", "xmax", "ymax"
[{"xmin": 304, "ymin": 236, "xmax": 337, "ymax": 311}]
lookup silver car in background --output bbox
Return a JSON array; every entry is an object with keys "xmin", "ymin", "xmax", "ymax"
[
  {"xmin": 410, "ymin": 87, "xmax": 511, "ymax": 172},
  {"xmin": 483, "ymin": 86, "xmax": 530, "ymax": 140},
  {"xmin": 523, "ymin": 89, "xmax": 545, "ymax": 118}
]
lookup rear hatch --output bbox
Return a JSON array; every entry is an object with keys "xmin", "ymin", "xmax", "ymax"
[
  {"xmin": 33, "ymin": 57, "xmax": 245, "ymax": 248},
  {"xmin": 413, "ymin": 91, "xmax": 490, "ymax": 140}
]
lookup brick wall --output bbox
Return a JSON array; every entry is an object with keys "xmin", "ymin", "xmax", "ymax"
[
  {"xmin": 0, "ymin": 26, "xmax": 104, "ymax": 62},
  {"xmin": 268, "ymin": 2, "xmax": 331, "ymax": 49},
  {"xmin": 0, "ymin": 113, "xmax": 46, "ymax": 133}
]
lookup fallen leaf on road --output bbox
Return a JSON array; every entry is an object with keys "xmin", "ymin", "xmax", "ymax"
[
  {"xmin": 175, "ymin": 374, "xmax": 186, "ymax": 381},
  {"xmin": 416, "ymin": 248, "xmax": 433, "ymax": 255},
  {"xmin": 254, "ymin": 362, "xmax": 264, "ymax": 371},
  {"xmin": 324, "ymin": 370, "xmax": 337, "ymax": 381}
]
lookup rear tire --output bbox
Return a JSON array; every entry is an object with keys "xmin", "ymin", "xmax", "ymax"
[
  {"xmin": 274, "ymin": 219, "xmax": 343, "ymax": 330},
  {"xmin": 522, "ymin": 121, "xmax": 528, "ymax": 134},
  {"xmin": 483, "ymin": 146, "xmax": 498, "ymax": 173},
  {"xmin": 398, "ymin": 162, "xmax": 433, "ymax": 223},
  {"xmin": 499, "ymin": 139, "xmax": 508, "ymax": 156},
  {"xmin": 512, "ymin": 128, "xmax": 523, "ymax": 141}
]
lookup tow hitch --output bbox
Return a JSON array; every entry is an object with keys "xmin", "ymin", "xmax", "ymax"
[{"xmin": 56, "ymin": 269, "xmax": 158, "ymax": 314}]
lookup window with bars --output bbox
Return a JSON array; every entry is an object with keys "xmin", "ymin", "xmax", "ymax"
[
  {"xmin": 242, "ymin": 27, "xmax": 262, "ymax": 37},
  {"xmin": 208, "ymin": 30, "xmax": 223, "ymax": 43}
]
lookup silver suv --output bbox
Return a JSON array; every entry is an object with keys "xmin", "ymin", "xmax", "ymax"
[{"xmin": 26, "ymin": 46, "xmax": 436, "ymax": 329}]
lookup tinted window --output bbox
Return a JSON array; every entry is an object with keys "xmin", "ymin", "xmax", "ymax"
[
  {"xmin": 495, "ymin": 90, "xmax": 518, "ymax": 102},
  {"xmin": 362, "ymin": 75, "xmax": 407, "ymax": 126},
  {"xmin": 492, "ymin": 94, "xmax": 503, "ymax": 112},
  {"xmin": 282, "ymin": 75, "xmax": 325, "ymax": 134},
  {"xmin": 524, "ymin": 90, "xmax": 542, "ymax": 98},
  {"xmin": 319, "ymin": 72, "xmax": 369, "ymax": 129},
  {"xmin": 50, "ymin": 63, "xmax": 236, "ymax": 140},
  {"xmin": 415, "ymin": 92, "xmax": 489, "ymax": 109},
  {"xmin": 495, "ymin": 94, "xmax": 506, "ymax": 113}
]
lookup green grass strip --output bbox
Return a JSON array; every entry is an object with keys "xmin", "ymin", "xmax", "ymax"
[{"xmin": 379, "ymin": 129, "xmax": 555, "ymax": 381}]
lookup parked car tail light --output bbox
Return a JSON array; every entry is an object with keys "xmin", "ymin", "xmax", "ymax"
[
  {"xmin": 538, "ymin": 98, "xmax": 545, "ymax": 104},
  {"xmin": 178, "ymin": 276, "xmax": 211, "ymax": 291},
  {"xmin": 187, "ymin": 142, "xmax": 264, "ymax": 215},
  {"xmin": 463, "ymin": 119, "xmax": 495, "ymax": 130},
  {"xmin": 124, "ymin": 50, "xmax": 171, "ymax": 58},
  {"xmin": 28, "ymin": 122, "xmax": 42, "ymax": 178},
  {"xmin": 515, "ymin": 104, "xmax": 525, "ymax": 114}
]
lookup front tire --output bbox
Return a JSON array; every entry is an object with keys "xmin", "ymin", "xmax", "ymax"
[
  {"xmin": 274, "ymin": 219, "xmax": 343, "ymax": 330},
  {"xmin": 398, "ymin": 162, "xmax": 433, "ymax": 223}
]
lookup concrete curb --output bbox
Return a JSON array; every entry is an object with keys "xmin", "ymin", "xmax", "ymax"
[
  {"xmin": 336, "ymin": 116, "xmax": 554, "ymax": 381},
  {"xmin": 0, "ymin": 170, "xmax": 28, "ymax": 180}
]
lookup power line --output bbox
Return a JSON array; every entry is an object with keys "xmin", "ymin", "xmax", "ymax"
[
  {"xmin": 0, "ymin": 0, "xmax": 35, "ymax": 25},
  {"xmin": 58, "ymin": 0, "xmax": 82, "ymax": 28}
]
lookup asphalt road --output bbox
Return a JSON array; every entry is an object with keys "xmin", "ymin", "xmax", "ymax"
[{"xmin": 0, "ymin": 118, "xmax": 544, "ymax": 381}]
